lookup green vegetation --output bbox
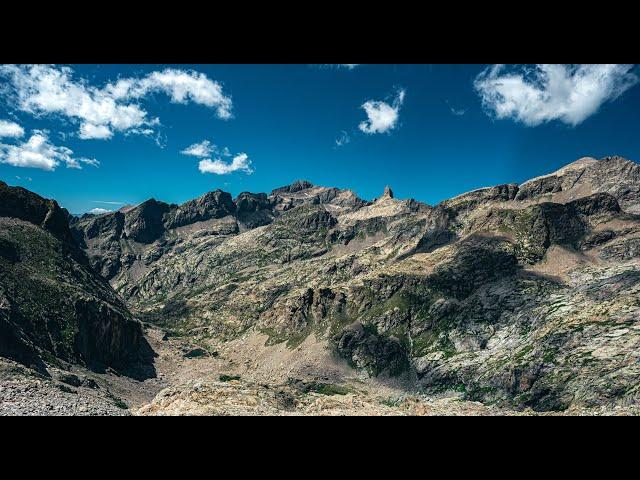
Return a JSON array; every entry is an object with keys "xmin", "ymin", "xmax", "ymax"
[
  {"xmin": 294, "ymin": 379, "xmax": 356, "ymax": 396},
  {"xmin": 311, "ymin": 383, "xmax": 352, "ymax": 396}
]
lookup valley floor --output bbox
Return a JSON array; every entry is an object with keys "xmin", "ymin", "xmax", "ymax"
[{"xmin": 2, "ymin": 325, "xmax": 639, "ymax": 416}]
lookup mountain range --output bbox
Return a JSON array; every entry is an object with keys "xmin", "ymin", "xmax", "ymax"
[{"xmin": 2, "ymin": 155, "xmax": 640, "ymax": 415}]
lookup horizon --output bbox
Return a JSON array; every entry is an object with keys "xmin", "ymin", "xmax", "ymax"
[
  {"xmin": 1, "ymin": 153, "xmax": 633, "ymax": 216},
  {"xmin": 1, "ymin": 64, "xmax": 640, "ymax": 214}
]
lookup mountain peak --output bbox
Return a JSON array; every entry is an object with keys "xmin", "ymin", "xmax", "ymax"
[
  {"xmin": 553, "ymin": 156, "xmax": 599, "ymax": 176},
  {"xmin": 271, "ymin": 180, "xmax": 314, "ymax": 196},
  {"xmin": 382, "ymin": 185, "xmax": 394, "ymax": 199},
  {"xmin": 0, "ymin": 180, "xmax": 73, "ymax": 243}
]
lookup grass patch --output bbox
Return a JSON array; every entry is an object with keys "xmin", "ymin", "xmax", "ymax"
[{"xmin": 300, "ymin": 382, "xmax": 354, "ymax": 396}]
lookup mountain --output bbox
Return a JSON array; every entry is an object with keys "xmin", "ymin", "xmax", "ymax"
[
  {"xmin": 64, "ymin": 155, "xmax": 640, "ymax": 413},
  {"xmin": 0, "ymin": 181, "xmax": 153, "ymax": 378}
]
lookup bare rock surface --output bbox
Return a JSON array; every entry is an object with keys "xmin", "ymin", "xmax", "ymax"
[{"xmin": 0, "ymin": 358, "xmax": 130, "ymax": 416}]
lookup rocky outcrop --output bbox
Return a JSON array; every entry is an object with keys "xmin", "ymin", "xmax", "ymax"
[
  {"xmin": 235, "ymin": 192, "xmax": 273, "ymax": 228},
  {"xmin": 442, "ymin": 184, "xmax": 519, "ymax": 219},
  {"xmin": 428, "ymin": 236, "xmax": 519, "ymax": 298},
  {"xmin": 164, "ymin": 190, "xmax": 236, "ymax": 230},
  {"xmin": 124, "ymin": 199, "xmax": 172, "ymax": 244},
  {"xmin": 334, "ymin": 322, "xmax": 408, "ymax": 376}
]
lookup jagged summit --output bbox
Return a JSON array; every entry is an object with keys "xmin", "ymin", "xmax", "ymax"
[
  {"xmin": 271, "ymin": 180, "xmax": 314, "ymax": 196},
  {"xmin": 0, "ymin": 180, "xmax": 73, "ymax": 243},
  {"xmin": 382, "ymin": 186, "xmax": 394, "ymax": 199}
]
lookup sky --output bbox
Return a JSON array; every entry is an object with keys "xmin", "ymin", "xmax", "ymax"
[{"xmin": 1, "ymin": 63, "xmax": 639, "ymax": 214}]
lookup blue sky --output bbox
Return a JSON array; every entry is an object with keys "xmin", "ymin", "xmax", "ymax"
[{"xmin": 1, "ymin": 64, "xmax": 639, "ymax": 214}]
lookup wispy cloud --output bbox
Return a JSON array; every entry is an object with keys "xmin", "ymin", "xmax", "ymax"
[
  {"xmin": 474, "ymin": 64, "xmax": 638, "ymax": 126},
  {"xmin": 335, "ymin": 130, "xmax": 351, "ymax": 147},
  {"xmin": 198, "ymin": 153, "xmax": 253, "ymax": 175},
  {"xmin": 311, "ymin": 63, "xmax": 361, "ymax": 70},
  {"xmin": 446, "ymin": 101, "xmax": 466, "ymax": 116},
  {"xmin": 0, "ymin": 119, "xmax": 24, "ymax": 138},
  {"xmin": 0, "ymin": 65, "xmax": 233, "ymax": 141},
  {"xmin": 181, "ymin": 140, "xmax": 217, "ymax": 158},
  {"xmin": 92, "ymin": 200, "xmax": 124, "ymax": 205},
  {"xmin": 320, "ymin": 64, "xmax": 360, "ymax": 70},
  {"xmin": 0, "ymin": 130, "xmax": 99, "ymax": 171},
  {"xmin": 359, "ymin": 88, "xmax": 406, "ymax": 134}
]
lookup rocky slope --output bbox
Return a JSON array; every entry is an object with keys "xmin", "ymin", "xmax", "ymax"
[
  {"xmin": 66, "ymin": 155, "xmax": 640, "ymax": 414},
  {"xmin": 0, "ymin": 181, "xmax": 153, "ymax": 379}
]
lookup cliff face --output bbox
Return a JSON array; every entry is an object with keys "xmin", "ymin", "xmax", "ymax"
[
  {"xmin": 0, "ymin": 181, "xmax": 152, "ymax": 377},
  {"xmin": 67, "ymin": 156, "xmax": 640, "ymax": 411}
]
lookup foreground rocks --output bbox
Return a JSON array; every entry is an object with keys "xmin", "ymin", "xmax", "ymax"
[
  {"xmin": 136, "ymin": 377, "xmax": 640, "ymax": 416},
  {"xmin": 0, "ymin": 359, "xmax": 130, "ymax": 416}
]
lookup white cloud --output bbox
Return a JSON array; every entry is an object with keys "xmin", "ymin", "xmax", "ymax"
[
  {"xmin": 88, "ymin": 207, "xmax": 111, "ymax": 215},
  {"xmin": 79, "ymin": 123, "xmax": 113, "ymax": 140},
  {"xmin": 72, "ymin": 157, "xmax": 100, "ymax": 168},
  {"xmin": 106, "ymin": 68, "xmax": 232, "ymax": 119},
  {"xmin": 182, "ymin": 139, "xmax": 252, "ymax": 175},
  {"xmin": 181, "ymin": 140, "xmax": 217, "ymax": 157},
  {"xmin": 359, "ymin": 88, "xmax": 406, "ymax": 134},
  {"xmin": 474, "ymin": 64, "xmax": 639, "ymax": 126},
  {"xmin": 0, "ymin": 65, "xmax": 148, "ymax": 135},
  {"xmin": 0, "ymin": 131, "xmax": 99, "ymax": 171},
  {"xmin": 198, "ymin": 153, "xmax": 253, "ymax": 175},
  {"xmin": 319, "ymin": 64, "xmax": 360, "ymax": 70},
  {"xmin": 0, "ymin": 119, "xmax": 24, "ymax": 138},
  {"xmin": 0, "ymin": 65, "xmax": 233, "ymax": 140}
]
